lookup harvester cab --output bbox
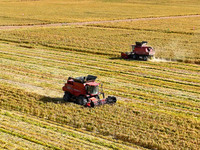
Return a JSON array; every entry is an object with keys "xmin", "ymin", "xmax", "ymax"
[
  {"xmin": 62, "ymin": 75, "xmax": 116, "ymax": 107},
  {"xmin": 121, "ymin": 41, "xmax": 155, "ymax": 61}
]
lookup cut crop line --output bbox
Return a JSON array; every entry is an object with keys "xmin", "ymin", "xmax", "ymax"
[
  {"xmin": 1, "ymin": 54, "xmax": 198, "ymax": 97},
  {"xmin": 87, "ymin": 25, "xmax": 200, "ymax": 36},
  {"xmin": 1, "ymin": 38, "xmax": 199, "ymax": 75},
  {"xmin": 1, "ymin": 50, "xmax": 199, "ymax": 90},
  {"xmin": 0, "ymin": 15, "xmax": 200, "ymax": 30},
  {"xmin": 0, "ymin": 121, "xmax": 105, "ymax": 150},
  {"xmin": 1, "ymin": 47, "xmax": 199, "ymax": 79},
  {"xmin": 0, "ymin": 126, "xmax": 62, "ymax": 150},
  {"xmin": 0, "ymin": 109, "xmax": 138, "ymax": 150}
]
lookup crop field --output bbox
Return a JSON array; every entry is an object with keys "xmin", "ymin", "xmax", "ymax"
[
  {"xmin": 88, "ymin": 16, "xmax": 200, "ymax": 63},
  {"xmin": 1, "ymin": 39, "xmax": 200, "ymax": 149},
  {"xmin": 1, "ymin": 108, "xmax": 136, "ymax": 150},
  {"xmin": 1, "ymin": 0, "xmax": 200, "ymax": 25},
  {"xmin": 1, "ymin": 20, "xmax": 200, "ymax": 63},
  {"xmin": 0, "ymin": 0, "xmax": 200, "ymax": 150}
]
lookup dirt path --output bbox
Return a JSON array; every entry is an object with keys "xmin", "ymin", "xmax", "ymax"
[{"xmin": 0, "ymin": 14, "xmax": 200, "ymax": 30}]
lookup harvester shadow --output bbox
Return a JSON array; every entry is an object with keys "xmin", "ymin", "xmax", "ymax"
[
  {"xmin": 39, "ymin": 96, "xmax": 117, "ymax": 108},
  {"xmin": 40, "ymin": 96, "xmax": 66, "ymax": 104},
  {"xmin": 109, "ymin": 57, "xmax": 143, "ymax": 61},
  {"xmin": 39, "ymin": 96, "xmax": 82, "ymax": 106},
  {"xmin": 109, "ymin": 57, "xmax": 122, "ymax": 60}
]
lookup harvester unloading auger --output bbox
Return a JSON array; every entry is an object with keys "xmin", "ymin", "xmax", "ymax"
[
  {"xmin": 121, "ymin": 41, "xmax": 155, "ymax": 61},
  {"xmin": 62, "ymin": 75, "xmax": 117, "ymax": 107}
]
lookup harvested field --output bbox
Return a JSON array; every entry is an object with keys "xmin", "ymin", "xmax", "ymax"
[
  {"xmin": 0, "ymin": 0, "xmax": 200, "ymax": 149},
  {"xmin": 0, "ymin": 40, "xmax": 199, "ymax": 149}
]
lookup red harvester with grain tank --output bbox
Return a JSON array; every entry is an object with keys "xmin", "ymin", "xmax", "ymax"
[
  {"xmin": 62, "ymin": 75, "xmax": 117, "ymax": 107},
  {"xmin": 121, "ymin": 41, "xmax": 155, "ymax": 61}
]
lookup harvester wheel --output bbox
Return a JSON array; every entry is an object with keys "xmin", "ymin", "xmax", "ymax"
[
  {"xmin": 63, "ymin": 92, "xmax": 71, "ymax": 102},
  {"xmin": 132, "ymin": 55, "xmax": 136, "ymax": 59},
  {"xmin": 135, "ymin": 54, "xmax": 139, "ymax": 60},
  {"xmin": 143, "ymin": 56, "xmax": 148, "ymax": 61},
  {"xmin": 90, "ymin": 101, "xmax": 95, "ymax": 107},
  {"xmin": 77, "ymin": 96, "xmax": 87, "ymax": 105}
]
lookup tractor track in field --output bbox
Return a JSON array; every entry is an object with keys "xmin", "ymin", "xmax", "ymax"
[{"xmin": 0, "ymin": 14, "xmax": 200, "ymax": 30}]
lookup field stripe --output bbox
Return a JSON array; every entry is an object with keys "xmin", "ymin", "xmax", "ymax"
[
  {"xmin": 0, "ymin": 109, "xmax": 137, "ymax": 150},
  {"xmin": 1, "ymin": 82, "xmax": 199, "ymax": 150},
  {"xmin": 0, "ymin": 126, "xmax": 62, "ymax": 150},
  {"xmin": 0, "ymin": 14, "xmax": 200, "ymax": 30},
  {"xmin": 1, "ymin": 49, "xmax": 199, "ymax": 88},
  {"xmin": 1, "ymin": 43, "xmax": 199, "ymax": 114}
]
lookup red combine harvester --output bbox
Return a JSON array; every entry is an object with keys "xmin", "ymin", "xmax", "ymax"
[
  {"xmin": 121, "ymin": 41, "xmax": 155, "ymax": 61},
  {"xmin": 62, "ymin": 75, "xmax": 117, "ymax": 107}
]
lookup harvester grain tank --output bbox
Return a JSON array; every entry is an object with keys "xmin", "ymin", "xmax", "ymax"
[
  {"xmin": 62, "ymin": 75, "xmax": 117, "ymax": 107},
  {"xmin": 121, "ymin": 41, "xmax": 155, "ymax": 60}
]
